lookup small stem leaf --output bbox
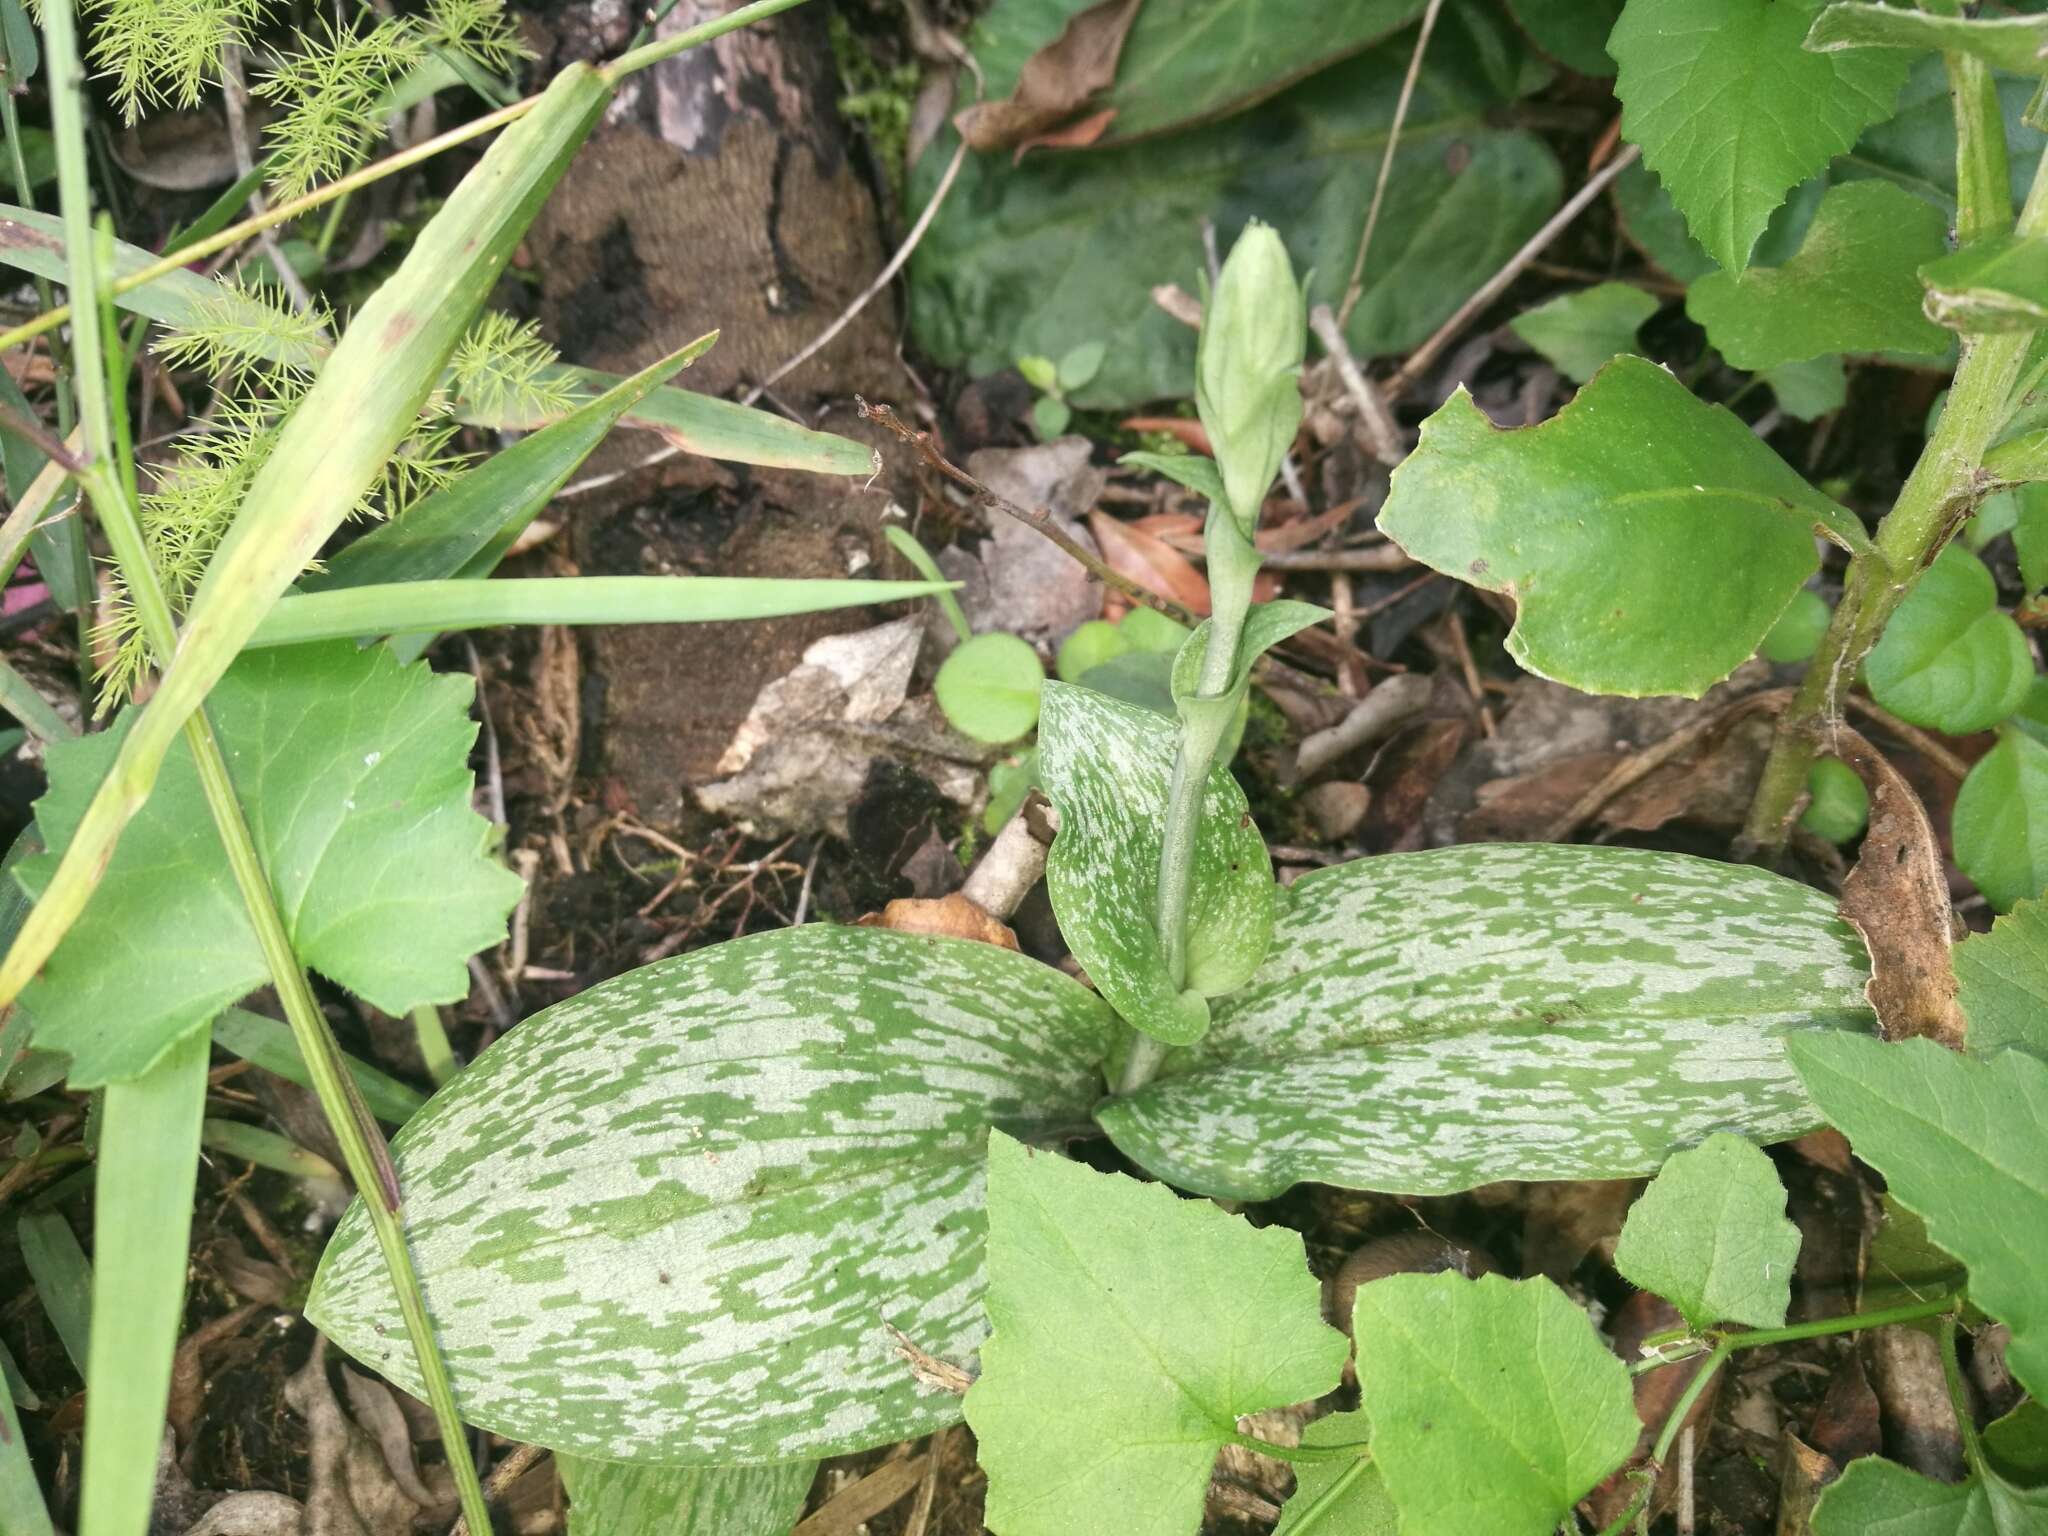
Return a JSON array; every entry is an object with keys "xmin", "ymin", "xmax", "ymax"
[
  {"xmin": 1350, "ymin": 1272, "xmax": 1639, "ymax": 1536},
  {"xmin": 556, "ymin": 1456, "xmax": 816, "ymax": 1536},
  {"xmin": 1380, "ymin": 356, "xmax": 1858, "ymax": 698},
  {"xmin": 17, "ymin": 642, "xmax": 520, "ymax": 1087},
  {"xmin": 1954, "ymin": 732, "xmax": 2048, "ymax": 913},
  {"xmin": 1687, "ymin": 180, "xmax": 1952, "ymax": 368},
  {"xmin": 1507, "ymin": 281, "xmax": 1659, "ymax": 383},
  {"xmin": 1611, "ymin": 0, "xmax": 1910, "ymax": 273},
  {"xmin": 1271, "ymin": 1411, "xmax": 1394, "ymax": 1535},
  {"xmin": 966, "ymin": 1130, "xmax": 1347, "ymax": 1536},
  {"xmin": 1800, "ymin": 757, "xmax": 1870, "ymax": 846},
  {"xmin": 1809, "ymin": 1449, "xmax": 2048, "ymax": 1534},
  {"xmin": 1038, "ymin": 681, "xmax": 1274, "ymax": 1045},
  {"xmin": 1121, "ymin": 450, "xmax": 1227, "ymax": 505},
  {"xmin": 1954, "ymin": 899, "xmax": 2048, "ymax": 1060},
  {"xmin": 1866, "ymin": 546, "xmax": 2032, "ymax": 736},
  {"xmin": 1613, "ymin": 1133, "xmax": 1802, "ymax": 1331},
  {"xmin": 1806, "ymin": 4, "xmax": 2048, "ymax": 78},
  {"xmin": 1788, "ymin": 1033, "xmax": 2048, "ymax": 1398},
  {"xmin": 1922, "ymin": 234, "xmax": 2048, "ymax": 333},
  {"xmin": 1096, "ymin": 843, "xmax": 1875, "ymax": 1200},
  {"xmin": 306, "ymin": 926, "xmax": 1119, "ymax": 1464}
]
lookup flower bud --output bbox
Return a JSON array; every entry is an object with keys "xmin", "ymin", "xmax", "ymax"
[{"xmin": 1196, "ymin": 222, "xmax": 1306, "ymax": 535}]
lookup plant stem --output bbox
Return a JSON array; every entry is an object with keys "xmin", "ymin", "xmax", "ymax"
[
  {"xmin": 1228, "ymin": 1431, "xmax": 1371, "ymax": 1465},
  {"xmin": 1938, "ymin": 1315, "xmax": 1988, "ymax": 1478},
  {"xmin": 1278, "ymin": 1454, "xmax": 1375, "ymax": 1536}
]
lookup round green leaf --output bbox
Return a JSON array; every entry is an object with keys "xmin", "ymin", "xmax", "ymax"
[
  {"xmin": 1057, "ymin": 339, "xmax": 1106, "ymax": 392},
  {"xmin": 1056, "ymin": 619, "xmax": 1129, "ymax": 683},
  {"xmin": 1866, "ymin": 544, "xmax": 2031, "ymax": 735},
  {"xmin": 935, "ymin": 632, "xmax": 1046, "ymax": 744},
  {"xmin": 1030, "ymin": 395, "xmax": 1071, "ymax": 440},
  {"xmin": 1762, "ymin": 587, "xmax": 1830, "ymax": 663},
  {"xmin": 1119, "ymin": 605, "xmax": 1192, "ymax": 655},
  {"xmin": 1800, "ymin": 756, "xmax": 1869, "ymax": 845},
  {"xmin": 1955, "ymin": 732, "xmax": 2048, "ymax": 912}
]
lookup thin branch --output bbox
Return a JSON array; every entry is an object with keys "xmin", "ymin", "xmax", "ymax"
[
  {"xmin": 1337, "ymin": 0, "xmax": 1446, "ymax": 329},
  {"xmin": 1309, "ymin": 301, "xmax": 1403, "ymax": 466},
  {"xmin": 0, "ymin": 403, "xmax": 85, "ymax": 473}
]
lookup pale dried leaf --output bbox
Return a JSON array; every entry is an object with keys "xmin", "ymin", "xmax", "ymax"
[{"xmin": 954, "ymin": 0, "xmax": 1143, "ymax": 152}]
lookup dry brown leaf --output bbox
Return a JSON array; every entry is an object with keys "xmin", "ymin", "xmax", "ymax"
[
  {"xmin": 953, "ymin": 0, "xmax": 1143, "ymax": 152},
  {"xmin": 1834, "ymin": 728, "xmax": 1967, "ymax": 1050},
  {"xmin": 792, "ymin": 1454, "xmax": 929, "ymax": 1536},
  {"xmin": 884, "ymin": 1322, "xmax": 975, "ymax": 1396},
  {"xmin": 857, "ymin": 892, "xmax": 1020, "ymax": 950},
  {"xmin": 1013, "ymin": 106, "xmax": 1120, "ymax": 159},
  {"xmin": 1087, "ymin": 509, "xmax": 1212, "ymax": 614}
]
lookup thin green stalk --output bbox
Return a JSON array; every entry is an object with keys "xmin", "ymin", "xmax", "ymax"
[
  {"xmin": 0, "ymin": 654, "xmax": 74, "ymax": 743},
  {"xmin": 1938, "ymin": 1316, "xmax": 1987, "ymax": 1477},
  {"xmin": 1278, "ymin": 1454, "xmax": 1374, "ymax": 1536},
  {"xmin": 1228, "ymin": 1431, "xmax": 1371, "ymax": 1466},
  {"xmin": 1596, "ymin": 1340, "xmax": 1731, "ymax": 1536},
  {"xmin": 884, "ymin": 526, "xmax": 970, "ymax": 643},
  {"xmin": 603, "ymin": 0, "xmax": 809, "ymax": 81},
  {"xmin": 410, "ymin": 1004, "xmax": 459, "ymax": 1087}
]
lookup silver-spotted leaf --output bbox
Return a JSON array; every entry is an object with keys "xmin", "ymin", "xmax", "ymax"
[
  {"xmin": 1380, "ymin": 355, "xmax": 1863, "ymax": 698},
  {"xmin": 1038, "ymin": 681, "xmax": 1274, "ymax": 1046},
  {"xmin": 557, "ymin": 1456, "xmax": 814, "ymax": 1536},
  {"xmin": 306, "ymin": 925, "xmax": 1120, "ymax": 1464},
  {"xmin": 17, "ymin": 642, "xmax": 520, "ymax": 1087},
  {"xmin": 1613, "ymin": 1133, "xmax": 1801, "ymax": 1330},
  {"xmin": 966, "ymin": 1131, "xmax": 1347, "ymax": 1536},
  {"xmin": 1096, "ymin": 843, "xmax": 1875, "ymax": 1199},
  {"xmin": 1865, "ymin": 545, "xmax": 2031, "ymax": 736}
]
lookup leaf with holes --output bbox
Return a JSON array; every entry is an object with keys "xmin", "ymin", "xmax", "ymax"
[
  {"xmin": 1613, "ymin": 1133, "xmax": 1802, "ymax": 1330},
  {"xmin": 1380, "ymin": 355, "xmax": 1863, "ymax": 698},
  {"xmin": 16, "ymin": 642, "xmax": 520, "ymax": 1087},
  {"xmin": 1095, "ymin": 843, "xmax": 1875, "ymax": 1200},
  {"xmin": 305, "ymin": 925, "xmax": 1120, "ymax": 1464},
  {"xmin": 1865, "ymin": 545, "xmax": 2031, "ymax": 736}
]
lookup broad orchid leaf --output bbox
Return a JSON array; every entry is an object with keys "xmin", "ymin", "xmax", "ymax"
[
  {"xmin": 1096, "ymin": 843, "xmax": 1874, "ymax": 1200},
  {"xmin": 17, "ymin": 643, "xmax": 520, "ymax": 1087},
  {"xmin": 1613, "ymin": 1133, "xmax": 1802, "ymax": 1331},
  {"xmin": 1806, "ymin": 4, "xmax": 2048, "ymax": 78},
  {"xmin": 1508, "ymin": 281, "xmax": 1659, "ymax": 382},
  {"xmin": 1866, "ymin": 545, "xmax": 2032, "ymax": 736},
  {"xmin": 1038, "ymin": 681, "xmax": 1274, "ymax": 1046},
  {"xmin": 1610, "ymin": 0, "xmax": 1909, "ymax": 273},
  {"xmin": 1812, "ymin": 1454, "xmax": 2048, "ymax": 1535},
  {"xmin": 1955, "ymin": 898, "xmax": 2048, "ymax": 1061},
  {"xmin": 965, "ymin": 1130, "xmax": 1348, "ymax": 1536},
  {"xmin": 1687, "ymin": 180, "xmax": 1950, "ymax": 368},
  {"xmin": 1272, "ymin": 1411, "xmax": 1397, "ymax": 1535},
  {"xmin": 1789, "ymin": 1033, "xmax": 2048, "ymax": 1397},
  {"xmin": 306, "ymin": 926, "xmax": 1119, "ymax": 1464},
  {"xmin": 1351, "ymin": 1273, "xmax": 1639, "ymax": 1536},
  {"xmin": 557, "ymin": 1457, "xmax": 815, "ymax": 1536},
  {"xmin": 1954, "ymin": 732, "xmax": 2048, "ymax": 914},
  {"xmin": 1922, "ymin": 235, "xmax": 2048, "ymax": 334},
  {"xmin": 1380, "ymin": 355, "xmax": 1863, "ymax": 698}
]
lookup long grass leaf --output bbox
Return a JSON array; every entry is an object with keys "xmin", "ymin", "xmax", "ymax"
[
  {"xmin": 15, "ymin": 1210, "xmax": 90, "ymax": 1373},
  {"xmin": 0, "ymin": 1337, "xmax": 54, "ymax": 1536},
  {"xmin": 212, "ymin": 1007, "xmax": 425, "ymax": 1125}
]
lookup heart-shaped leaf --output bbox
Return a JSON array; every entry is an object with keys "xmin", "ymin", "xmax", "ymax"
[
  {"xmin": 1095, "ymin": 842, "xmax": 1875, "ymax": 1199},
  {"xmin": 1865, "ymin": 544, "xmax": 2031, "ymax": 736},
  {"xmin": 1613, "ymin": 1133, "xmax": 1802, "ymax": 1331},
  {"xmin": 1812, "ymin": 1453, "xmax": 2048, "ymax": 1536},
  {"xmin": 305, "ymin": 925, "xmax": 1120, "ymax": 1464},
  {"xmin": 1954, "ymin": 731, "xmax": 2048, "ymax": 913},
  {"xmin": 1921, "ymin": 234, "xmax": 2048, "ymax": 333},
  {"xmin": 1380, "ymin": 355, "xmax": 1863, "ymax": 698}
]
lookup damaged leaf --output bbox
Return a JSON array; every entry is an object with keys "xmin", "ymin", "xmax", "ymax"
[
  {"xmin": 954, "ymin": 0, "xmax": 1144, "ymax": 153},
  {"xmin": 1613, "ymin": 1133, "xmax": 1801, "ymax": 1331}
]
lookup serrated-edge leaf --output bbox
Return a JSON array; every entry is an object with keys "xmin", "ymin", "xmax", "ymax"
[
  {"xmin": 1613, "ymin": 1133, "xmax": 1801, "ymax": 1330},
  {"xmin": 1812, "ymin": 1452, "xmax": 2048, "ymax": 1536},
  {"xmin": 1096, "ymin": 843, "xmax": 1875, "ymax": 1199},
  {"xmin": 306, "ymin": 924, "xmax": 1120, "ymax": 1465},
  {"xmin": 1955, "ymin": 897, "xmax": 2048, "ymax": 1061}
]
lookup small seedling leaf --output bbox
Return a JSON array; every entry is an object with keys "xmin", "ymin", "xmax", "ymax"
[
  {"xmin": 1380, "ymin": 355, "xmax": 1860, "ymax": 698},
  {"xmin": 1351, "ymin": 1272, "xmax": 1639, "ymax": 1536},
  {"xmin": 1865, "ymin": 545, "xmax": 2032, "ymax": 736},
  {"xmin": 1811, "ymin": 1448, "xmax": 2048, "ymax": 1534},
  {"xmin": 1058, "ymin": 339, "xmax": 1106, "ymax": 392},
  {"xmin": 18, "ymin": 643, "xmax": 521, "ymax": 1087},
  {"xmin": 1096, "ymin": 843, "xmax": 1874, "ymax": 1199},
  {"xmin": 1611, "ymin": 0, "xmax": 1909, "ymax": 272},
  {"xmin": 966, "ymin": 1130, "xmax": 1347, "ymax": 1536},
  {"xmin": 1017, "ymin": 355, "xmax": 1060, "ymax": 393},
  {"xmin": 1031, "ymin": 395, "xmax": 1073, "ymax": 440},
  {"xmin": 1789, "ymin": 1033, "xmax": 2048, "ymax": 1397},
  {"xmin": 1800, "ymin": 756, "xmax": 1870, "ymax": 845},
  {"xmin": 1613, "ymin": 1133, "xmax": 1801, "ymax": 1330},
  {"xmin": 1954, "ymin": 732, "xmax": 2048, "ymax": 913},
  {"xmin": 1508, "ymin": 281, "xmax": 1659, "ymax": 383},
  {"xmin": 1922, "ymin": 234, "xmax": 2048, "ymax": 333},
  {"xmin": 1955, "ymin": 898, "xmax": 2048, "ymax": 1061},
  {"xmin": 1687, "ymin": 180, "xmax": 1950, "ymax": 367},
  {"xmin": 1038, "ymin": 681, "xmax": 1273, "ymax": 1045},
  {"xmin": 307, "ymin": 925, "xmax": 1120, "ymax": 1463},
  {"xmin": 935, "ymin": 633, "xmax": 1046, "ymax": 744}
]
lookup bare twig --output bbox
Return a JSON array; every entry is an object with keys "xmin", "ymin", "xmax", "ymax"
[
  {"xmin": 446, "ymin": 1441, "xmax": 548, "ymax": 1536},
  {"xmin": 1260, "ymin": 542, "xmax": 1413, "ymax": 573},
  {"xmin": 960, "ymin": 796, "xmax": 1058, "ymax": 918},
  {"xmin": 1844, "ymin": 693, "xmax": 1971, "ymax": 782},
  {"xmin": 1337, "ymin": 0, "xmax": 1447, "ymax": 328},
  {"xmin": 1294, "ymin": 671, "xmax": 1434, "ymax": 778},
  {"xmin": 1309, "ymin": 302, "xmax": 1404, "ymax": 466}
]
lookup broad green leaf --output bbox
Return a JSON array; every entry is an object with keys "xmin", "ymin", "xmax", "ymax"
[
  {"xmin": 1080, "ymin": 650, "xmax": 1178, "ymax": 716},
  {"xmin": 910, "ymin": 26, "xmax": 1561, "ymax": 409},
  {"xmin": 1508, "ymin": 282, "xmax": 1659, "ymax": 382},
  {"xmin": 1096, "ymin": 843, "xmax": 1874, "ymax": 1200},
  {"xmin": 1272, "ymin": 1411, "xmax": 1396, "ymax": 1535},
  {"xmin": 1788, "ymin": 1033, "xmax": 2048, "ymax": 1397},
  {"xmin": 1038, "ymin": 681, "xmax": 1274, "ymax": 1045},
  {"xmin": 1801, "ymin": 756, "xmax": 1870, "ymax": 845},
  {"xmin": 1865, "ymin": 545, "xmax": 2031, "ymax": 735},
  {"xmin": 934, "ymin": 632, "xmax": 1045, "ymax": 744},
  {"xmin": 1807, "ymin": 5, "xmax": 2048, "ymax": 78},
  {"xmin": 1612, "ymin": 160, "xmax": 1826, "ymax": 285},
  {"xmin": 17, "ymin": 643, "xmax": 520, "ymax": 1087},
  {"xmin": 557, "ymin": 1456, "xmax": 815, "ymax": 1536},
  {"xmin": 1350, "ymin": 1272, "xmax": 1638, "ymax": 1536},
  {"xmin": 1864, "ymin": 1193, "xmax": 1968, "ymax": 1316},
  {"xmin": 966, "ymin": 0, "xmax": 1428, "ymax": 147},
  {"xmin": 1380, "ymin": 355, "xmax": 1861, "ymax": 698},
  {"xmin": 1763, "ymin": 588, "xmax": 1831, "ymax": 663},
  {"xmin": 1812, "ymin": 1452, "xmax": 2048, "ymax": 1535},
  {"xmin": 1687, "ymin": 180, "xmax": 1951, "ymax": 368},
  {"xmin": 1922, "ymin": 235, "xmax": 2048, "ymax": 333},
  {"xmin": 1764, "ymin": 355, "xmax": 1849, "ymax": 421},
  {"xmin": 306, "ymin": 926, "xmax": 1119, "ymax": 1464},
  {"xmin": 965, "ymin": 1130, "xmax": 1347, "ymax": 1536},
  {"xmin": 1610, "ymin": 0, "xmax": 1910, "ymax": 273},
  {"xmin": 1505, "ymin": 0, "xmax": 1621, "ymax": 76},
  {"xmin": 1613, "ymin": 1132, "xmax": 1801, "ymax": 1330},
  {"xmin": 1955, "ymin": 898, "xmax": 2048, "ymax": 1060},
  {"xmin": 1954, "ymin": 732, "xmax": 2048, "ymax": 913}
]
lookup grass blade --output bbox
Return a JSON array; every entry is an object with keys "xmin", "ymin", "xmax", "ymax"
[
  {"xmin": 212, "ymin": 1008, "xmax": 425, "ymax": 1125},
  {"xmin": 249, "ymin": 576, "xmax": 952, "ymax": 648},
  {"xmin": 78, "ymin": 1026, "xmax": 208, "ymax": 1536},
  {"xmin": 201, "ymin": 1119, "xmax": 341, "ymax": 1182},
  {"xmin": 15, "ymin": 1210, "xmax": 90, "ymax": 1374},
  {"xmin": 0, "ymin": 1348, "xmax": 53, "ymax": 1536}
]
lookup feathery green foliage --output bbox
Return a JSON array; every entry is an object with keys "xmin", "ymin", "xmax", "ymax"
[{"xmin": 82, "ymin": 0, "xmax": 264, "ymax": 122}]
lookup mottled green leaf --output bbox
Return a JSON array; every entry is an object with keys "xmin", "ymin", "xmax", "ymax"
[
  {"xmin": 17, "ymin": 643, "xmax": 518, "ymax": 1087},
  {"xmin": 966, "ymin": 1131, "xmax": 1347, "ymax": 1536},
  {"xmin": 1955, "ymin": 732, "xmax": 2048, "ymax": 913},
  {"xmin": 1764, "ymin": 356, "xmax": 1849, "ymax": 421},
  {"xmin": 1613, "ymin": 1133, "xmax": 1801, "ymax": 1330},
  {"xmin": 935, "ymin": 632, "xmax": 1045, "ymax": 744},
  {"xmin": 1038, "ymin": 681, "xmax": 1273, "ymax": 1046},
  {"xmin": 1812, "ymin": 1452, "xmax": 2048, "ymax": 1535},
  {"xmin": 1611, "ymin": 0, "xmax": 1910, "ymax": 272},
  {"xmin": 1351, "ymin": 1273, "xmax": 1638, "ymax": 1536},
  {"xmin": 1380, "ymin": 355, "xmax": 1860, "ymax": 698},
  {"xmin": 1866, "ymin": 545, "xmax": 2031, "ymax": 736},
  {"xmin": 1807, "ymin": 4, "xmax": 2048, "ymax": 78},
  {"xmin": 1955, "ymin": 898, "xmax": 2048, "ymax": 1061},
  {"xmin": 557, "ymin": 1456, "xmax": 815, "ymax": 1536},
  {"xmin": 1505, "ymin": 0, "xmax": 1620, "ymax": 76},
  {"xmin": 1508, "ymin": 282, "xmax": 1659, "ymax": 382},
  {"xmin": 909, "ymin": 26, "xmax": 1560, "ymax": 409},
  {"xmin": 1788, "ymin": 1033, "xmax": 2048, "ymax": 1397},
  {"xmin": 1687, "ymin": 180, "xmax": 1950, "ymax": 368},
  {"xmin": 1271, "ymin": 1411, "xmax": 1396, "ymax": 1535},
  {"xmin": 1922, "ymin": 235, "xmax": 2048, "ymax": 334},
  {"xmin": 1096, "ymin": 843, "xmax": 1874, "ymax": 1199},
  {"xmin": 307, "ymin": 926, "xmax": 1119, "ymax": 1464}
]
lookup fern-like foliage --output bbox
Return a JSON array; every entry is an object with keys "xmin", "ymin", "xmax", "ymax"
[
  {"xmin": 449, "ymin": 311, "xmax": 574, "ymax": 422},
  {"xmin": 82, "ymin": 0, "xmax": 266, "ymax": 123}
]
